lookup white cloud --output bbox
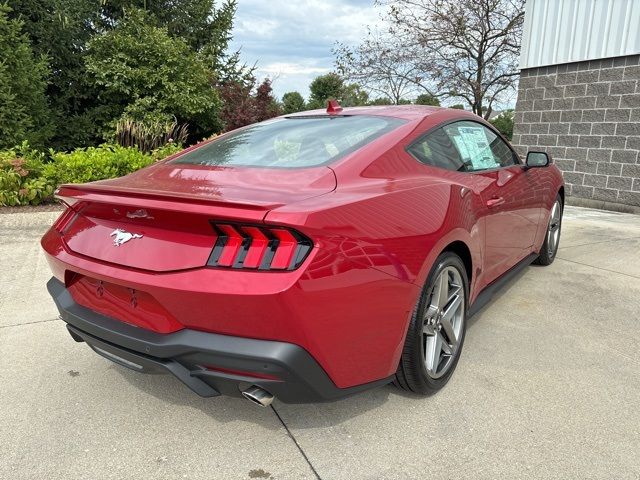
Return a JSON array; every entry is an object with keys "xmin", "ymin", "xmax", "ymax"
[
  {"xmin": 230, "ymin": 0, "xmax": 384, "ymax": 99},
  {"xmin": 235, "ymin": 18, "xmax": 280, "ymax": 37},
  {"xmin": 258, "ymin": 62, "xmax": 330, "ymax": 76}
]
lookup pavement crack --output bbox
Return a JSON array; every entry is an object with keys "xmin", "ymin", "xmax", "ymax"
[
  {"xmin": 555, "ymin": 257, "xmax": 640, "ymax": 280},
  {"xmin": 0, "ymin": 317, "xmax": 60, "ymax": 329},
  {"xmin": 271, "ymin": 405, "xmax": 322, "ymax": 480}
]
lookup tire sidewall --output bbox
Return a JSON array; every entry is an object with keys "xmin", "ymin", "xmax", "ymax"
[
  {"xmin": 537, "ymin": 194, "xmax": 563, "ymax": 265},
  {"xmin": 407, "ymin": 252, "xmax": 469, "ymax": 392},
  {"xmin": 548, "ymin": 195, "xmax": 563, "ymax": 260}
]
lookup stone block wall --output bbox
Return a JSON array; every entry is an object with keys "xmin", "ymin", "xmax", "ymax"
[{"xmin": 513, "ymin": 55, "xmax": 640, "ymax": 207}]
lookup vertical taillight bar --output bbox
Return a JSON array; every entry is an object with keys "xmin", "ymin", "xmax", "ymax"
[
  {"xmin": 241, "ymin": 226, "xmax": 269, "ymax": 268},
  {"xmin": 269, "ymin": 229, "xmax": 298, "ymax": 269},
  {"xmin": 207, "ymin": 222, "xmax": 312, "ymax": 270},
  {"xmin": 215, "ymin": 224, "xmax": 244, "ymax": 266}
]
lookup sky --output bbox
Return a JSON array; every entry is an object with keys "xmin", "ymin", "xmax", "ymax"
[{"xmin": 229, "ymin": 0, "xmax": 383, "ymax": 101}]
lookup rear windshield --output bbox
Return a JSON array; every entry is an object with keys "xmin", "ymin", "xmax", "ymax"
[{"xmin": 171, "ymin": 116, "xmax": 406, "ymax": 168}]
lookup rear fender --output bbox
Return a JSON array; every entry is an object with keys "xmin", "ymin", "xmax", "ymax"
[{"xmin": 414, "ymin": 228, "xmax": 481, "ymax": 303}]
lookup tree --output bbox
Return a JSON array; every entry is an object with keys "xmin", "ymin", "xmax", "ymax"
[
  {"xmin": 368, "ymin": 97, "xmax": 393, "ymax": 106},
  {"xmin": 490, "ymin": 109, "xmax": 514, "ymax": 140},
  {"xmin": 7, "ymin": 0, "xmax": 102, "ymax": 150},
  {"xmin": 450, "ymin": 104, "xmax": 465, "ymax": 110},
  {"xmin": 86, "ymin": 9, "xmax": 222, "ymax": 141},
  {"xmin": 218, "ymin": 77, "xmax": 281, "ymax": 132},
  {"xmin": 0, "ymin": 4, "xmax": 51, "ymax": 149},
  {"xmin": 254, "ymin": 79, "xmax": 281, "ymax": 122},
  {"xmin": 382, "ymin": 0, "xmax": 525, "ymax": 118},
  {"xmin": 415, "ymin": 94, "xmax": 440, "ymax": 106},
  {"xmin": 7, "ymin": 0, "xmax": 245, "ymax": 149},
  {"xmin": 282, "ymin": 91, "xmax": 306, "ymax": 114},
  {"xmin": 334, "ymin": 30, "xmax": 431, "ymax": 104},
  {"xmin": 218, "ymin": 80, "xmax": 255, "ymax": 132},
  {"xmin": 95, "ymin": 0, "xmax": 249, "ymax": 83},
  {"xmin": 342, "ymin": 83, "xmax": 369, "ymax": 107},
  {"xmin": 308, "ymin": 73, "xmax": 344, "ymax": 109}
]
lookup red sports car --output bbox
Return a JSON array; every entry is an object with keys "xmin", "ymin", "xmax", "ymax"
[{"xmin": 42, "ymin": 103, "xmax": 564, "ymax": 405}]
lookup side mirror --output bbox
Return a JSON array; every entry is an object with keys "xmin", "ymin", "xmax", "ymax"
[{"xmin": 526, "ymin": 151, "xmax": 550, "ymax": 168}]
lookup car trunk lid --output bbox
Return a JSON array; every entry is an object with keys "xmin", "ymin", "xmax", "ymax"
[{"xmin": 56, "ymin": 163, "xmax": 335, "ymax": 272}]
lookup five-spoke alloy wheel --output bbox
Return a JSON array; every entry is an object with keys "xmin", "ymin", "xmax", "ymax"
[
  {"xmin": 395, "ymin": 252, "xmax": 468, "ymax": 394},
  {"xmin": 422, "ymin": 266, "xmax": 465, "ymax": 379},
  {"xmin": 535, "ymin": 194, "xmax": 563, "ymax": 266}
]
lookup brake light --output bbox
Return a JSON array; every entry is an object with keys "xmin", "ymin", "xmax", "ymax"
[{"xmin": 207, "ymin": 223, "xmax": 312, "ymax": 270}]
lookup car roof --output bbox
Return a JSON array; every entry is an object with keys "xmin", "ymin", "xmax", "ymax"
[{"xmin": 285, "ymin": 105, "xmax": 445, "ymax": 121}]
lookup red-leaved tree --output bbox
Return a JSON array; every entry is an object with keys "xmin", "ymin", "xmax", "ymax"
[{"xmin": 218, "ymin": 78, "xmax": 281, "ymax": 132}]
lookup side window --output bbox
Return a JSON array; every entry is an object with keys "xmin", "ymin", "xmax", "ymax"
[
  {"xmin": 442, "ymin": 121, "xmax": 517, "ymax": 172},
  {"xmin": 407, "ymin": 127, "xmax": 465, "ymax": 171}
]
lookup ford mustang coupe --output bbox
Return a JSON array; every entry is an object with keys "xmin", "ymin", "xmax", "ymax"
[{"xmin": 42, "ymin": 103, "xmax": 564, "ymax": 406}]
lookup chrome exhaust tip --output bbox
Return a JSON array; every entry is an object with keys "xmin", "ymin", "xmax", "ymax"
[{"xmin": 242, "ymin": 385, "xmax": 274, "ymax": 407}]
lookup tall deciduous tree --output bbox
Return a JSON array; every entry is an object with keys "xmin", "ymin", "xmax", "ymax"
[
  {"xmin": 0, "ymin": 4, "xmax": 51, "ymax": 149},
  {"xmin": 342, "ymin": 83, "xmax": 369, "ymax": 107},
  {"xmin": 7, "ymin": 0, "xmax": 245, "ymax": 149},
  {"xmin": 334, "ymin": 30, "xmax": 431, "ymax": 104},
  {"xmin": 382, "ymin": 0, "xmax": 525, "ymax": 118},
  {"xmin": 307, "ymin": 73, "xmax": 369, "ymax": 109},
  {"xmin": 218, "ymin": 78, "xmax": 281, "ymax": 132},
  {"xmin": 254, "ymin": 79, "xmax": 281, "ymax": 122},
  {"xmin": 96, "ymin": 0, "xmax": 248, "ymax": 83},
  {"xmin": 86, "ymin": 9, "xmax": 222, "ymax": 140}
]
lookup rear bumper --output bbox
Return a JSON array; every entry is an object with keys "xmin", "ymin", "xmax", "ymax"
[{"xmin": 47, "ymin": 277, "xmax": 391, "ymax": 403}]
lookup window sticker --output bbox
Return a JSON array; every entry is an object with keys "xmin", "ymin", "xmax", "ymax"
[{"xmin": 446, "ymin": 125, "xmax": 496, "ymax": 170}]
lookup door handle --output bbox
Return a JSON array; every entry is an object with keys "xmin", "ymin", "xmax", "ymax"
[{"xmin": 486, "ymin": 196, "xmax": 505, "ymax": 208}]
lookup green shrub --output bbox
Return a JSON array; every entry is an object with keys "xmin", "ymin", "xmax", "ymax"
[
  {"xmin": 150, "ymin": 142, "xmax": 183, "ymax": 162},
  {"xmin": 43, "ymin": 144, "xmax": 155, "ymax": 185},
  {"xmin": 0, "ymin": 142, "xmax": 54, "ymax": 206},
  {"xmin": 0, "ymin": 143, "xmax": 182, "ymax": 206}
]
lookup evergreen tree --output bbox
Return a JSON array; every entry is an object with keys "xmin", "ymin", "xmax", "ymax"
[
  {"xmin": 0, "ymin": 4, "xmax": 51, "ymax": 149},
  {"xmin": 281, "ymin": 91, "xmax": 306, "ymax": 114}
]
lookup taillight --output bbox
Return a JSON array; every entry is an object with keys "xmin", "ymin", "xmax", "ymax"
[
  {"xmin": 207, "ymin": 223, "xmax": 312, "ymax": 270},
  {"xmin": 53, "ymin": 207, "xmax": 78, "ymax": 234}
]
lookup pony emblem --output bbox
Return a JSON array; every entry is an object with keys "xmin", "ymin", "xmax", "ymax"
[{"xmin": 110, "ymin": 229, "xmax": 143, "ymax": 246}]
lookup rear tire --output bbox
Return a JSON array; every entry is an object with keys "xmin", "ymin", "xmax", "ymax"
[
  {"xmin": 534, "ymin": 194, "xmax": 563, "ymax": 266},
  {"xmin": 394, "ymin": 252, "xmax": 468, "ymax": 395}
]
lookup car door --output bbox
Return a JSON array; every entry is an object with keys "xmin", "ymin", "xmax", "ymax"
[{"xmin": 439, "ymin": 121, "xmax": 539, "ymax": 284}]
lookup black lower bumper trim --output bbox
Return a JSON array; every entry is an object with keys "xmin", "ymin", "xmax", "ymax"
[
  {"xmin": 47, "ymin": 277, "xmax": 391, "ymax": 403},
  {"xmin": 67, "ymin": 324, "xmax": 220, "ymax": 397}
]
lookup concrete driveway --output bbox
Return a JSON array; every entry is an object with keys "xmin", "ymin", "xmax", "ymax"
[{"xmin": 1, "ymin": 206, "xmax": 639, "ymax": 480}]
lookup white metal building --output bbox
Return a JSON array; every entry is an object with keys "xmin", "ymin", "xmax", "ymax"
[{"xmin": 513, "ymin": 0, "xmax": 640, "ymax": 209}]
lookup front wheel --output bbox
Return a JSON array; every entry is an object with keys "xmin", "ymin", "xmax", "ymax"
[
  {"xmin": 534, "ymin": 194, "xmax": 563, "ymax": 266},
  {"xmin": 394, "ymin": 252, "xmax": 468, "ymax": 395}
]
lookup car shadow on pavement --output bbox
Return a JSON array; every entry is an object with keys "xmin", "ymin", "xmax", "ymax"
[
  {"xmin": 111, "ymin": 366, "xmax": 286, "ymax": 426},
  {"xmin": 466, "ymin": 265, "xmax": 533, "ymax": 331},
  {"xmin": 108, "ymin": 265, "xmax": 535, "ymax": 429},
  {"xmin": 112, "ymin": 364, "xmax": 393, "ymax": 427}
]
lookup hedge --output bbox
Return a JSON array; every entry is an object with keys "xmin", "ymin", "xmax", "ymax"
[{"xmin": 0, "ymin": 142, "xmax": 181, "ymax": 206}]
